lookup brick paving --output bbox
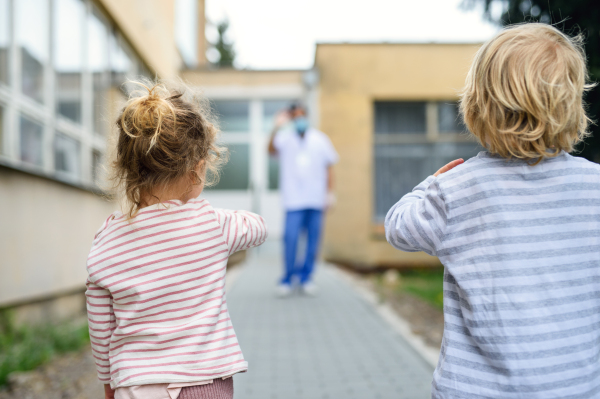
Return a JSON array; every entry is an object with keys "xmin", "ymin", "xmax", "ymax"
[{"xmin": 227, "ymin": 244, "xmax": 434, "ymax": 399}]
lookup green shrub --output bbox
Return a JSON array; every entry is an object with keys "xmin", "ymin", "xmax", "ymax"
[{"xmin": 0, "ymin": 311, "xmax": 89, "ymax": 386}]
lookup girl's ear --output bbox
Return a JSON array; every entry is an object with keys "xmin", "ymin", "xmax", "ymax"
[{"xmin": 191, "ymin": 160, "xmax": 206, "ymax": 184}]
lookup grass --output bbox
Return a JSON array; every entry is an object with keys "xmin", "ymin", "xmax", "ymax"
[
  {"xmin": 376, "ymin": 267, "xmax": 445, "ymax": 309},
  {"xmin": 398, "ymin": 268, "xmax": 445, "ymax": 309},
  {"xmin": 0, "ymin": 311, "xmax": 90, "ymax": 386}
]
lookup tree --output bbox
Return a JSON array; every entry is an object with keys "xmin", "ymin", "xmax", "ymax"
[
  {"xmin": 211, "ymin": 20, "xmax": 235, "ymax": 68},
  {"xmin": 464, "ymin": 0, "xmax": 600, "ymax": 162}
]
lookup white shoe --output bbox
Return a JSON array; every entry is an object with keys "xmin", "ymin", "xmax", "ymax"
[
  {"xmin": 277, "ymin": 284, "xmax": 293, "ymax": 297},
  {"xmin": 300, "ymin": 282, "xmax": 318, "ymax": 296}
]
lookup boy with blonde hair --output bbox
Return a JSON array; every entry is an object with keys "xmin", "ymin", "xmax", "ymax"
[{"xmin": 385, "ymin": 24, "xmax": 600, "ymax": 398}]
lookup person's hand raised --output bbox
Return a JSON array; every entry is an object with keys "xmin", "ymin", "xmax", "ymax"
[
  {"xmin": 434, "ymin": 159, "xmax": 464, "ymax": 177},
  {"xmin": 274, "ymin": 110, "xmax": 290, "ymax": 129}
]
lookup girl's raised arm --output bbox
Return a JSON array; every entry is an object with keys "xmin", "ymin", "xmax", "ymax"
[{"xmin": 213, "ymin": 209, "xmax": 268, "ymax": 255}]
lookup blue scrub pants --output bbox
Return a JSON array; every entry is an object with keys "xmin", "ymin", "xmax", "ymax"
[{"xmin": 281, "ymin": 209, "xmax": 323, "ymax": 285}]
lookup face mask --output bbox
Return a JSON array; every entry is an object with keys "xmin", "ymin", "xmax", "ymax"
[{"xmin": 294, "ymin": 117, "xmax": 309, "ymax": 134}]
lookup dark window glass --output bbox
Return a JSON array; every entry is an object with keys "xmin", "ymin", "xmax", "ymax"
[
  {"xmin": 109, "ymin": 33, "xmax": 132, "ymax": 90},
  {"xmin": 0, "ymin": 106, "xmax": 4, "ymax": 154},
  {"xmin": 88, "ymin": 9, "xmax": 110, "ymax": 135},
  {"xmin": 264, "ymin": 100, "xmax": 295, "ymax": 189},
  {"xmin": 374, "ymin": 102, "xmax": 426, "ymax": 134},
  {"xmin": 438, "ymin": 102, "xmax": 466, "ymax": 133},
  {"xmin": 16, "ymin": 0, "xmax": 49, "ymax": 103},
  {"xmin": 54, "ymin": 133, "xmax": 80, "ymax": 179},
  {"xmin": 209, "ymin": 144, "xmax": 249, "ymax": 190},
  {"xmin": 20, "ymin": 115, "xmax": 43, "ymax": 166},
  {"xmin": 54, "ymin": 0, "xmax": 84, "ymax": 123},
  {"xmin": 268, "ymin": 157, "xmax": 279, "ymax": 190},
  {"xmin": 212, "ymin": 100, "xmax": 249, "ymax": 132},
  {"xmin": 0, "ymin": 0, "xmax": 9, "ymax": 84},
  {"xmin": 374, "ymin": 142, "xmax": 482, "ymax": 222}
]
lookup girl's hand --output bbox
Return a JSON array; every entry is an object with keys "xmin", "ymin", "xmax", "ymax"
[
  {"xmin": 104, "ymin": 384, "xmax": 115, "ymax": 399},
  {"xmin": 434, "ymin": 159, "xmax": 464, "ymax": 177}
]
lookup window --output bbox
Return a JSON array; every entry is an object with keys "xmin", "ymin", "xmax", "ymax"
[
  {"xmin": 88, "ymin": 9, "xmax": 109, "ymax": 135},
  {"xmin": 438, "ymin": 102, "xmax": 465, "ymax": 133},
  {"xmin": 212, "ymin": 100, "xmax": 249, "ymax": 132},
  {"xmin": 374, "ymin": 101, "xmax": 426, "ymax": 134},
  {"xmin": 20, "ymin": 115, "xmax": 44, "ymax": 166},
  {"xmin": 0, "ymin": 0, "xmax": 9, "ymax": 84},
  {"xmin": 0, "ymin": 106, "xmax": 4, "ymax": 154},
  {"xmin": 373, "ymin": 101, "xmax": 481, "ymax": 222},
  {"xmin": 1, "ymin": 1, "xmax": 152, "ymax": 187},
  {"xmin": 263, "ymin": 100, "xmax": 292, "ymax": 190},
  {"xmin": 210, "ymin": 144, "xmax": 249, "ymax": 190},
  {"xmin": 16, "ymin": 0, "xmax": 49, "ymax": 103},
  {"xmin": 54, "ymin": 0, "xmax": 85, "ymax": 123},
  {"xmin": 54, "ymin": 133, "xmax": 80, "ymax": 179},
  {"xmin": 174, "ymin": 0, "xmax": 198, "ymax": 68},
  {"xmin": 109, "ymin": 33, "xmax": 132, "ymax": 90},
  {"xmin": 92, "ymin": 150, "xmax": 103, "ymax": 185}
]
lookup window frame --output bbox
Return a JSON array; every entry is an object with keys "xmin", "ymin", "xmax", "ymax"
[
  {"xmin": 0, "ymin": 0, "xmax": 155, "ymax": 192},
  {"xmin": 372, "ymin": 99, "xmax": 481, "ymax": 229}
]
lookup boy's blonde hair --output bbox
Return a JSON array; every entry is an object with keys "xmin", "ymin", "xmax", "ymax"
[{"xmin": 460, "ymin": 23, "xmax": 595, "ymax": 161}]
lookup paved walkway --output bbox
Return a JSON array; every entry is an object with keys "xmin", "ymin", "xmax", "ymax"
[{"xmin": 226, "ymin": 243, "xmax": 434, "ymax": 399}]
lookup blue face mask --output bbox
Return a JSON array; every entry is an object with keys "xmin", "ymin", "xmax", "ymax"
[{"xmin": 294, "ymin": 117, "xmax": 309, "ymax": 134}]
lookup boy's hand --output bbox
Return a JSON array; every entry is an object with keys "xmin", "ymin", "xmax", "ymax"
[
  {"xmin": 434, "ymin": 159, "xmax": 464, "ymax": 177},
  {"xmin": 104, "ymin": 384, "xmax": 115, "ymax": 399}
]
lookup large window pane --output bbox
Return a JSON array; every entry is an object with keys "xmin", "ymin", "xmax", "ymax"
[
  {"xmin": 54, "ymin": 0, "xmax": 84, "ymax": 123},
  {"xmin": 212, "ymin": 100, "xmax": 249, "ymax": 132},
  {"xmin": 374, "ymin": 102, "xmax": 426, "ymax": 134},
  {"xmin": 0, "ymin": 106, "xmax": 4, "ymax": 154},
  {"xmin": 210, "ymin": 144, "xmax": 249, "ymax": 190},
  {"xmin": 109, "ymin": 33, "xmax": 132, "ymax": 90},
  {"xmin": 92, "ymin": 150, "xmax": 103, "ymax": 185},
  {"xmin": 20, "ymin": 115, "xmax": 43, "ymax": 166},
  {"xmin": 263, "ymin": 99, "xmax": 292, "ymax": 133},
  {"xmin": 54, "ymin": 133, "xmax": 80, "ymax": 179},
  {"xmin": 0, "ymin": 0, "xmax": 9, "ymax": 84},
  {"xmin": 374, "ymin": 142, "xmax": 481, "ymax": 222},
  {"xmin": 16, "ymin": 0, "xmax": 49, "ymax": 103},
  {"xmin": 268, "ymin": 157, "xmax": 279, "ymax": 190},
  {"xmin": 438, "ymin": 101, "xmax": 465, "ymax": 133},
  {"xmin": 264, "ymin": 100, "xmax": 294, "ymax": 189},
  {"xmin": 88, "ymin": 9, "xmax": 109, "ymax": 135}
]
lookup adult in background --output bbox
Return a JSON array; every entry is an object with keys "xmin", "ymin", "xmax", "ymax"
[{"xmin": 268, "ymin": 104, "xmax": 338, "ymax": 296}]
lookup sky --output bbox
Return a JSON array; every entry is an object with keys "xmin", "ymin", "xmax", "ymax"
[{"xmin": 204, "ymin": 0, "xmax": 504, "ymax": 70}]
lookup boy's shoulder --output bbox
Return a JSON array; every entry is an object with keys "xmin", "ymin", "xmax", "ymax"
[{"xmin": 435, "ymin": 151, "xmax": 489, "ymax": 185}]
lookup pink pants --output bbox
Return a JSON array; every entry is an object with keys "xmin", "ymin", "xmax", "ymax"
[{"xmin": 178, "ymin": 378, "xmax": 233, "ymax": 399}]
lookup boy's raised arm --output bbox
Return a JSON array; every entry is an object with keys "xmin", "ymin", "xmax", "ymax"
[{"xmin": 384, "ymin": 159, "xmax": 462, "ymax": 256}]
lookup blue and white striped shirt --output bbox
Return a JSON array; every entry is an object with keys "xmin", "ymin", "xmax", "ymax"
[{"xmin": 385, "ymin": 151, "xmax": 600, "ymax": 398}]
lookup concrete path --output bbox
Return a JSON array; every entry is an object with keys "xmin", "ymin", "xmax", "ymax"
[{"xmin": 226, "ymin": 244, "xmax": 434, "ymax": 399}]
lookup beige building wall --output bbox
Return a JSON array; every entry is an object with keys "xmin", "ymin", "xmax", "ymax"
[
  {"xmin": 183, "ymin": 69, "xmax": 305, "ymax": 87},
  {"xmin": 0, "ymin": 1, "xmax": 183, "ymax": 312},
  {"xmin": 315, "ymin": 43, "xmax": 481, "ymax": 269},
  {"xmin": 0, "ymin": 167, "xmax": 115, "ymax": 307},
  {"xmin": 99, "ymin": 0, "xmax": 182, "ymax": 78}
]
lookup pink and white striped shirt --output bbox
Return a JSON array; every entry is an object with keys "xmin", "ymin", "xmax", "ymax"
[{"xmin": 85, "ymin": 198, "xmax": 267, "ymax": 389}]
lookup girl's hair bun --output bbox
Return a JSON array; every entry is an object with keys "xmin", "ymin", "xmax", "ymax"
[
  {"xmin": 110, "ymin": 79, "xmax": 227, "ymax": 218},
  {"xmin": 121, "ymin": 82, "xmax": 178, "ymax": 153}
]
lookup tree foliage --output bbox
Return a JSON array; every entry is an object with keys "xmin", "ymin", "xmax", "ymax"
[
  {"xmin": 212, "ymin": 20, "xmax": 235, "ymax": 68},
  {"xmin": 465, "ymin": 0, "xmax": 600, "ymax": 162}
]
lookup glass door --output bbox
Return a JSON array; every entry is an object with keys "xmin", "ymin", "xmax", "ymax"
[{"xmin": 201, "ymin": 98, "xmax": 297, "ymax": 241}]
